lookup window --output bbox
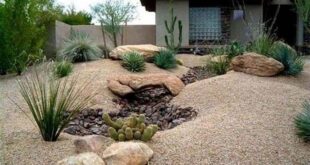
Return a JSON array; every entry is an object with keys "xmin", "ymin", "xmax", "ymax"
[{"xmin": 189, "ymin": 7, "xmax": 222, "ymax": 42}]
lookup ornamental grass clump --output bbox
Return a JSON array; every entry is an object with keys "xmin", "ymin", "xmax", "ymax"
[
  {"xmin": 295, "ymin": 101, "xmax": 310, "ymax": 142},
  {"xmin": 16, "ymin": 67, "xmax": 95, "ymax": 141},
  {"xmin": 53, "ymin": 60, "xmax": 73, "ymax": 78},
  {"xmin": 58, "ymin": 32, "xmax": 102, "ymax": 62},
  {"xmin": 154, "ymin": 49, "xmax": 177, "ymax": 69},
  {"xmin": 271, "ymin": 41, "xmax": 304, "ymax": 76},
  {"xmin": 206, "ymin": 58, "xmax": 229, "ymax": 75},
  {"xmin": 247, "ymin": 34, "xmax": 275, "ymax": 56},
  {"xmin": 121, "ymin": 52, "xmax": 146, "ymax": 72}
]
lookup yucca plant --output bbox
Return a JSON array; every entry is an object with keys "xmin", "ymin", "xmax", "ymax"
[
  {"xmin": 122, "ymin": 52, "xmax": 145, "ymax": 72},
  {"xmin": 295, "ymin": 101, "xmax": 310, "ymax": 142},
  {"xmin": 53, "ymin": 60, "xmax": 73, "ymax": 78},
  {"xmin": 58, "ymin": 32, "xmax": 102, "ymax": 63},
  {"xmin": 16, "ymin": 67, "xmax": 95, "ymax": 141},
  {"xmin": 154, "ymin": 49, "xmax": 177, "ymax": 69},
  {"xmin": 271, "ymin": 42, "xmax": 304, "ymax": 76}
]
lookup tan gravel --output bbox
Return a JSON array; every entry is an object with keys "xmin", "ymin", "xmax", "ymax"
[{"xmin": 1, "ymin": 58, "xmax": 310, "ymax": 164}]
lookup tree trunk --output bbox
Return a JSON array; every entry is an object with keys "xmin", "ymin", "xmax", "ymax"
[{"xmin": 100, "ymin": 23, "xmax": 109, "ymax": 58}]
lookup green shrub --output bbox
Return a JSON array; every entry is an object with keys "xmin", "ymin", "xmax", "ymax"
[
  {"xmin": 247, "ymin": 34, "xmax": 275, "ymax": 56},
  {"xmin": 58, "ymin": 32, "xmax": 102, "ymax": 63},
  {"xmin": 206, "ymin": 58, "xmax": 229, "ymax": 75},
  {"xmin": 16, "ymin": 67, "xmax": 95, "ymax": 141},
  {"xmin": 53, "ymin": 60, "xmax": 73, "ymax": 78},
  {"xmin": 295, "ymin": 101, "xmax": 310, "ymax": 142},
  {"xmin": 61, "ymin": 7, "xmax": 92, "ymax": 25},
  {"xmin": 154, "ymin": 49, "xmax": 177, "ymax": 69},
  {"xmin": 122, "ymin": 52, "xmax": 146, "ymax": 72},
  {"xmin": 228, "ymin": 41, "xmax": 245, "ymax": 59},
  {"xmin": 271, "ymin": 41, "xmax": 304, "ymax": 76}
]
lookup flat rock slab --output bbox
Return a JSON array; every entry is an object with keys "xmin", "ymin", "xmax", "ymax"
[
  {"xmin": 107, "ymin": 74, "xmax": 185, "ymax": 97},
  {"xmin": 231, "ymin": 52, "xmax": 284, "ymax": 77},
  {"xmin": 109, "ymin": 44, "xmax": 164, "ymax": 61}
]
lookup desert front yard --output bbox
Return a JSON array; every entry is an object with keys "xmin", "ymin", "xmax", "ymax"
[{"xmin": 1, "ymin": 57, "xmax": 310, "ymax": 164}]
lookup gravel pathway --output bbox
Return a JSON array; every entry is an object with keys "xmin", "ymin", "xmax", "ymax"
[{"xmin": 1, "ymin": 58, "xmax": 310, "ymax": 164}]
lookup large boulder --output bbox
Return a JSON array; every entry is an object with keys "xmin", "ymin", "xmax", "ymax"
[
  {"xmin": 102, "ymin": 142, "xmax": 154, "ymax": 165},
  {"xmin": 74, "ymin": 135, "xmax": 106, "ymax": 154},
  {"xmin": 231, "ymin": 52, "xmax": 284, "ymax": 77},
  {"xmin": 57, "ymin": 152, "xmax": 105, "ymax": 165},
  {"xmin": 109, "ymin": 44, "xmax": 163, "ymax": 61},
  {"xmin": 107, "ymin": 74, "xmax": 185, "ymax": 96}
]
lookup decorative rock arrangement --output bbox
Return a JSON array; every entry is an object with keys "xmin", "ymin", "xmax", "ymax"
[
  {"xmin": 109, "ymin": 44, "xmax": 164, "ymax": 61},
  {"xmin": 107, "ymin": 74, "xmax": 185, "ymax": 96},
  {"xmin": 181, "ymin": 66, "xmax": 215, "ymax": 85},
  {"xmin": 58, "ymin": 142, "xmax": 154, "ymax": 165},
  {"xmin": 74, "ymin": 135, "xmax": 106, "ymax": 154},
  {"xmin": 231, "ymin": 52, "xmax": 284, "ymax": 77},
  {"xmin": 64, "ymin": 86, "xmax": 197, "ymax": 136}
]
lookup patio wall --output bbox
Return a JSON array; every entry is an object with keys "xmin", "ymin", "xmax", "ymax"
[{"xmin": 45, "ymin": 21, "xmax": 156, "ymax": 58}]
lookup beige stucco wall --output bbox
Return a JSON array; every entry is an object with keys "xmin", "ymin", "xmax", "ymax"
[
  {"xmin": 230, "ymin": 5, "xmax": 263, "ymax": 43},
  {"xmin": 156, "ymin": 0, "xmax": 189, "ymax": 47},
  {"xmin": 48, "ymin": 21, "xmax": 156, "ymax": 57}
]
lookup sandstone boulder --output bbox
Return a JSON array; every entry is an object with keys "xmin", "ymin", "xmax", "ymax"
[
  {"xmin": 231, "ymin": 53, "xmax": 284, "ymax": 77},
  {"xmin": 109, "ymin": 45, "xmax": 163, "ymax": 61},
  {"xmin": 57, "ymin": 152, "xmax": 105, "ymax": 165},
  {"xmin": 74, "ymin": 135, "xmax": 106, "ymax": 154},
  {"xmin": 107, "ymin": 74, "xmax": 185, "ymax": 96},
  {"xmin": 102, "ymin": 142, "xmax": 153, "ymax": 165}
]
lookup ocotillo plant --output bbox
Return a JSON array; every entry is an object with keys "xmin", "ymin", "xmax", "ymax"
[{"xmin": 164, "ymin": 0, "xmax": 183, "ymax": 52}]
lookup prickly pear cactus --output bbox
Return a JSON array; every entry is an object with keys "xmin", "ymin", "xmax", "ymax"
[{"xmin": 103, "ymin": 113, "xmax": 158, "ymax": 142}]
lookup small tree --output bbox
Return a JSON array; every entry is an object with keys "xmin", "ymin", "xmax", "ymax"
[
  {"xmin": 92, "ymin": 0, "xmax": 137, "ymax": 48},
  {"xmin": 61, "ymin": 5, "xmax": 92, "ymax": 25},
  {"xmin": 295, "ymin": 0, "xmax": 310, "ymax": 33},
  {"xmin": 164, "ymin": 0, "xmax": 183, "ymax": 52}
]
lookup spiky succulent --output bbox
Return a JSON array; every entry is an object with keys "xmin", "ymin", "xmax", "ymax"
[
  {"xmin": 58, "ymin": 32, "xmax": 102, "ymax": 62},
  {"xmin": 121, "ymin": 52, "xmax": 145, "ymax": 72},
  {"xmin": 154, "ymin": 49, "xmax": 177, "ymax": 69},
  {"xmin": 295, "ymin": 101, "xmax": 310, "ymax": 142},
  {"xmin": 271, "ymin": 41, "xmax": 304, "ymax": 76}
]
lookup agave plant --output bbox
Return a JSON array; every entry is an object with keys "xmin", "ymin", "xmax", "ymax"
[
  {"xmin": 295, "ymin": 101, "xmax": 310, "ymax": 142},
  {"xmin": 271, "ymin": 41, "xmax": 304, "ymax": 76},
  {"xmin": 16, "ymin": 67, "xmax": 95, "ymax": 141},
  {"xmin": 58, "ymin": 32, "xmax": 102, "ymax": 62},
  {"xmin": 154, "ymin": 49, "xmax": 177, "ymax": 69},
  {"xmin": 122, "ymin": 52, "xmax": 145, "ymax": 72}
]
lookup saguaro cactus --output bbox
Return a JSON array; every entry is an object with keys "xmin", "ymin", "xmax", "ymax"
[{"xmin": 164, "ymin": 0, "xmax": 183, "ymax": 52}]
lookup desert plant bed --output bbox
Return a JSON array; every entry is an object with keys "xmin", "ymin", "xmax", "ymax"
[{"xmin": 64, "ymin": 86, "xmax": 198, "ymax": 137}]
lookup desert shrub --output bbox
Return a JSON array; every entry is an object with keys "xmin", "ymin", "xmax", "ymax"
[
  {"xmin": 122, "ymin": 52, "xmax": 145, "ymax": 72},
  {"xmin": 271, "ymin": 41, "xmax": 304, "ymax": 76},
  {"xmin": 154, "ymin": 49, "xmax": 177, "ymax": 69},
  {"xmin": 53, "ymin": 60, "xmax": 73, "ymax": 78},
  {"xmin": 228, "ymin": 41, "xmax": 245, "ymax": 59},
  {"xmin": 16, "ymin": 67, "xmax": 95, "ymax": 141},
  {"xmin": 58, "ymin": 32, "xmax": 102, "ymax": 63},
  {"xmin": 206, "ymin": 57, "xmax": 229, "ymax": 75},
  {"xmin": 295, "ymin": 101, "xmax": 310, "ymax": 142},
  {"xmin": 247, "ymin": 34, "xmax": 275, "ymax": 56}
]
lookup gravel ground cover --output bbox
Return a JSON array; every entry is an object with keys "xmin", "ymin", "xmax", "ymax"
[{"xmin": 1, "ymin": 57, "xmax": 310, "ymax": 164}]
